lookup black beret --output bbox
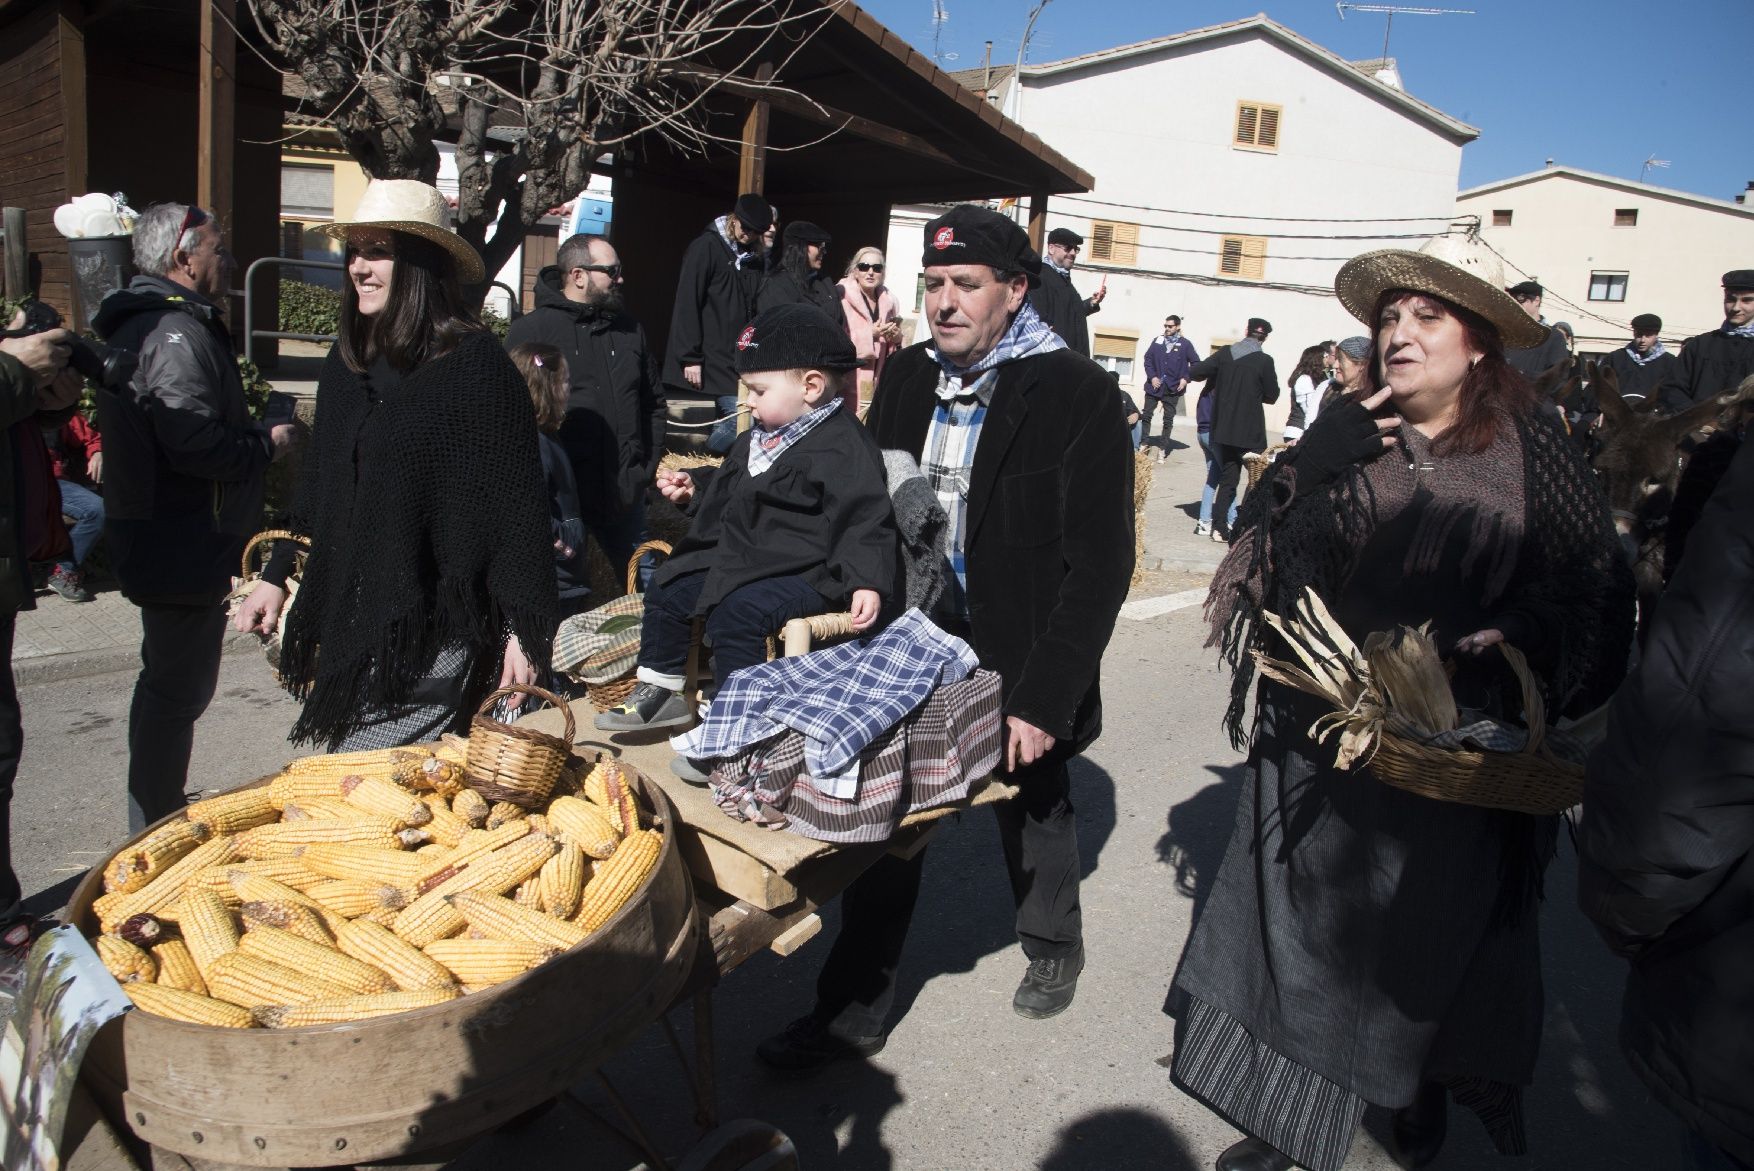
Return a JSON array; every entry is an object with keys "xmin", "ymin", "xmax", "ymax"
[
  {"xmin": 921, "ymin": 205, "xmax": 1041, "ymax": 287},
  {"xmin": 733, "ymin": 193, "xmax": 774, "ymax": 233},
  {"xmin": 1248, "ymin": 317, "xmax": 1273, "ymax": 335},
  {"xmin": 1630, "ymin": 312, "xmax": 1663, "ymax": 333},
  {"xmin": 783, "ymin": 221, "xmax": 831, "ymax": 245},
  {"xmin": 1724, "ymin": 269, "xmax": 1754, "ymax": 291},
  {"xmin": 1047, "ymin": 227, "xmax": 1084, "ymax": 248},
  {"xmin": 733, "ymin": 304, "xmax": 859, "ymax": 374},
  {"xmin": 1507, "ymin": 280, "xmax": 1544, "ymax": 299}
]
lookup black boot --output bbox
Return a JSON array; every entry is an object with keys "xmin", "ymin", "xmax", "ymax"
[
  {"xmin": 1390, "ymin": 1080, "xmax": 1449, "ymax": 1169},
  {"xmin": 1215, "ymin": 1137, "xmax": 1293, "ymax": 1171},
  {"xmin": 755, "ymin": 1013, "xmax": 884, "ymax": 1073},
  {"xmin": 1012, "ymin": 944, "xmax": 1084, "ymax": 1019}
]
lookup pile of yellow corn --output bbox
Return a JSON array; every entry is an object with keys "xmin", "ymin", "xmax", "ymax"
[{"xmin": 85, "ymin": 741, "xmax": 663, "ymax": 1029}]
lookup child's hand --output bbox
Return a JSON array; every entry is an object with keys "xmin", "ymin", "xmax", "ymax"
[
  {"xmin": 657, "ymin": 469, "xmax": 693, "ymax": 505},
  {"xmin": 849, "ymin": 589, "xmax": 881, "ymax": 631},
  {"xmin": 554, "ymin": 537, "xmax": 574, "ymax": 560}
]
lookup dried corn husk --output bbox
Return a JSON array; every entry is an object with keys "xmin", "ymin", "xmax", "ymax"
[{"xmin": 1363, "ymin": 624, "xmax": 1458, "ymax": 740}]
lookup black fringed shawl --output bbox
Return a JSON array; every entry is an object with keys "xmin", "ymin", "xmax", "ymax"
[{"xmin": 277, "ymin": 330, "xmax": 558, "ymax": 747}]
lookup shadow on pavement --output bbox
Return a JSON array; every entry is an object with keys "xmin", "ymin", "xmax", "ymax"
[
  {"xmin": 1038, "ymin": 1106, "xmax": 1202, "ymax": 1170},
  {"xmin": 1155, "ymin": 762, "xmax": 1244, "ymax": 923}
]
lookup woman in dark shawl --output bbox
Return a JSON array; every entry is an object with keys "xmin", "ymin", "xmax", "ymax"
[
  {"xmin": 1168, "ymin": 230, "xmax": 1634, "ymax": 1171},
  {"xmin": 233, "ymin": 179, "xmax": 556, "ymax": 750}
]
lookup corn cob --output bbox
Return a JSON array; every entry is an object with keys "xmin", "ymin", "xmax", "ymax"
[
  {"xmin": 394, "ymin": 834, "xmax": 558, "ymax": 948},
  {"xmin": 422, "ymin": 802, "xmax": 470, "ymax": 848},
  {"xmin": 238, "ymin": 819, "xmax": 408, "ymax": 858},
  {"xmin": 537, "ymin": 840, "xmax": 586, "ymax": 920},
  {"xmin": 512, "ymin": 876, "xmax": 545, "ymax": 912},
  {"xmin": 484, "ymin": 801, "xmax": 527, "ymax": 830},
  {"xmin": 117, "ymin": 913, "xmax": 169, "ymax": 948},
  {"xmin": 334, "ymin": 919, "xmax": 459, "ymax": 993},
  {"xmin": 448, "ymin": 891, "xmax": 588, "ymax": 950},
  {"xmin": 451, "ymin": 788, "xmax": 490, "ymax": 827},
  {"xmin": 228, "ymin": 870, "xmax": 344, "ymax": 933},
  {"xmin": 525, "ymin": 814, "xmax": 551, "ymax": 835},
  {"xmin": 422, "ymin": 938, "xmax": 558, "ymax": 987},
  {"xmin": 285, "ymin": 745, "xmax": 423, "ymax": 777},
  {"xmin": 268, "ymin": 771, "xmax": 341, "ymax": 810},
  {"xmin": 580, "ymin": 760, "xmax": 615, "ymax": 809},
  {"xmin": 359, "ymin": 906, "xmax": 403, "ymax": 927},
  {"xmin": 415, "ymin": 821, "xmax": 531, "ymax": 889},
  {"xmin": 416, "ymin": 843, "xmax": 449, "ymax": 858},
  {"xmin": 305, "ymin": 879, "xmax": 407, "ymax": 919},
  {"xmin": 280, "ymin": 796, "xmax": 362, "ymax": 822},
  {"xmin": 396, "ymin": 828, "xmax": 434, "ymax": 849},
  {"xmin": 551, "ymin": 757, "xmax": 586, "ymax": 798},
  {"xmin": 178, "ymin": 888, "xmax": 240, "ymax": 978},
  {"xmin": 182, "ymin": 867, "xmax": 248, "ymax": 910},
  {"xmin": 253, "ymin": 987, "xmax": 460, "ymax": 1028},
  {"xmin": 612, "ymin": 783, "xmax": 644, "ymax": 836},
  {"xmin": 299, "ymin": 843, "xmax": 427, "ymax": 887},
  {"xmin": 91, "ymin": 891, "xmax": 127, "ymax": 932},
  {"xmin": 204, "ymin": 950, "xmax": 354, "ymax": 1008},
  {"xmin": 226, "ymin": 857, "xmax": 327, "ymax": 892},
  {"xmin": 150, "ymin": 938, "xmax": 207, "ymax": 995},
  {"xmin": 237, "ymin": 925, "xmax": 395, "ymax": 995},
  {"xmin": 241, "ymin": 899, "xmax": 336, "ymax": 947},
  {"xmin": 101, "ymin": 836, "xmax": 241, "ymax": 931},
  {"xmin": 185, "ymin": 787, "xmax": 280, "ymax": 834},
  {"xmin": 338, "ymin": 774, "xmax": 434, "ymax": 828},
  {"xmin": 95, "ymin": 934, "xmax": 157, "ymax": 983},
  {"xmin": 435, "ymin": 734, "xmax": 468, "ymax": 763},
  {"xmin": 125, "ymin": 981, "xmax": 254, "ymax": 1027},
  {"xmin": 396, "ymin": 754, "xmax": 464, "ymax": 800},
  {"xmin": 104, "ymin": 820, "xmax": 212, "ymax": 894},
  {"xmin": 546, "ymin": 796, "xmax": 621, "ymax": 860},
  {"xmin": 574, "ymin": 829, "xmax": 662, "ymax": 932}
]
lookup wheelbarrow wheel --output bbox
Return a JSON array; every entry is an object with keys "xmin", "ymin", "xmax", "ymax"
[{"xmin": 676, "ymin": 1119, "xmax": 799, "ymax": 1171}]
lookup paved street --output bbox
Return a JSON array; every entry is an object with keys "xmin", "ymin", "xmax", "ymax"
[{"xmin": 8, "ymin": 441, "xmax": 1676, "ymax": 1170}]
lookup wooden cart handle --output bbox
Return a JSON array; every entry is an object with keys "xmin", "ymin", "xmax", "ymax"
[{"xmin": 476, "ymin": 683, "xmax": 576, "ymax": 742}]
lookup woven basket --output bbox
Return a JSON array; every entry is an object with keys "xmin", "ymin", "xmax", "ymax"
[
  {"xmin": 465, "ymin": 684, "xmax": 576, "ymax": 808},
  {"xmin": 1243, "ymin": 444, "xmax": 1288, "ymax": 489},
  {"xmin": 1362, "ymin": 644, "xmax": 1583, "ymax": 816},
  {"xmin": 226, "ymin": 529, "xmax": 311, "ymax": 685},
  {"xmin": 586, "ymin": 540, "xmax": 673, "ymax": 712}
]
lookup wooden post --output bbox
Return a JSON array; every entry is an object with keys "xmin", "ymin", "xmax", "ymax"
[
  {"xmin": 1026, "ymin": 191, "xmax": 1048, "ymax": 252},
  {"xmin": 197, "ymin": 0, "xmax": 236, "ymax": 228},
  {"xmin": 1, "ymin": 208, "xmax": 26, "ymax": 303},
  {"xmin": 737, "ymin": 63, "xmax": 773, "ymax": 196}
]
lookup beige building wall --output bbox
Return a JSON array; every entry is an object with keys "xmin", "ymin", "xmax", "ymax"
[{"xmin": 1456, "ymin": 167, "xmax": 1754, "ymax": 358}]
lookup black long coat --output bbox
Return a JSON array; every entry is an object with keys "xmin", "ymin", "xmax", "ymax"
[
  {"xmin": 1190, "ymin": 344, "xmax": 1280, "ymax": 452},
  {"xmin": 1505, "ymin": 328, "xmax": 1571, "ymax": 381},
  {"xmin": 863, "ymin": 343, "xmax": 1134, "ymax": 751},
  {"xmin": 1580, "ymin": 434, "xmax": 1754, "ymax": 1167},
  {"xmin": 1028, "ymin": 267, "xmax": 1092, "ymax": 357},
  {"xmin": 1598, "ymin": 346, "xmax": 1679, "ymax": 406},
  {"xmin": 663, "ymin": 223, "xmax": 764, "ymax": 398},
  {"xmin": 1657, "ymin": 329, "xmax": 1754, "ymax": 413}
]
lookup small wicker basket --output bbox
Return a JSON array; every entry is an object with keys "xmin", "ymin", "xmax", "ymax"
[
  {"xmin": 227, "ymin": 529, "xmax": 311, "ymax": 685},
  {"xmin": 465, "ymin": 683, "xmax": 576, "ymax": 808},
  {"xmin": 586, "ymin": 540, "xmax": 673, "ymax": 712},
  {"xmin": 1243, "ymin": 443, "xmax": 1289, "ymax": 489}
]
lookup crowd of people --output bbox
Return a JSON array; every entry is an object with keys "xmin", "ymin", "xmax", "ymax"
[{"xmin": 0, "ymin": 173, "xmax": 1749, "ymax": 1171}]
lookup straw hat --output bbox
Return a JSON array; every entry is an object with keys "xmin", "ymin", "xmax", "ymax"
[
  {"xmin": 1335, "ymin": 231, "xmax": 1549, "ymax": 350},
  {"xmin": 323, "ymin": 179, "xmax": 485, "ymax": 284}
]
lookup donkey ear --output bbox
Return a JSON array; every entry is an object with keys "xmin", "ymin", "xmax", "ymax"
[
  {"xmin": 1531, "ymin": 355, "xmax": 1574, "ymax": 403},
  {"xmin": 1593, "ymin": 363, "xmax": 1632, "ymax": 428}
]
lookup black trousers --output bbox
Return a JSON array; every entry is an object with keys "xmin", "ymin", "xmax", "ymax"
[
  {"xmin": 1140, "ymin": 394, "xmax": 1178, "ymax": 447},
  {"xmin": 813, "ymin": 754, "xmax": 1082, "ymax": 1038},
  {"xmin": 0, "ymin": 611, "xmax": 21, "ymax": 916},
  {"xmin": 127, "ymin": 601, "xmax": 228, "ymax": 832},
  {"xmin": 1210, "ymin": 443, "xmax": 1253, "ymax": 536},
  {"xmin": 640, "ymin": 569, "xmax": 827, "ymax": 691}
]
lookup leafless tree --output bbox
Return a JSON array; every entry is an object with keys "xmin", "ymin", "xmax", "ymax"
[{"xmin": 248, "ymin": 0, "xmax": 826, "ymax": 292}]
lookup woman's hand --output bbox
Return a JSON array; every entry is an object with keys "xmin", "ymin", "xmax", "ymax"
[
  {"xmin": 234, "ymin": 581, "xmax": 287, "ymax": 636},
  {"xmin": 497, "ymin": 634, "xmax": 536, "ymax": 709},
  {"xmin": 1285, "ymin": 393, "xmax": 1401, "ymax": 498},
  {"xmin": 1358, "ymin": 386, "xmax": 1403, "ymax": 446},
  {"xmin": 1455, "ymin": 628, "xmax": 1504, "ymax": 657},
  {"xmin": 849, "ymin": 589, "xmax": 881, "ymax": 631},
  {"xmin": 657, "ymin": 469, "xmax": 693, "ymax": 506}
]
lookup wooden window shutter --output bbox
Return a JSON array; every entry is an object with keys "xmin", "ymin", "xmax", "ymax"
[
  {"xmin": 1257, "ymin": 106, "xmax": 1280, "ymax": 148},
  {"xmin": 1218, "ymin": 235, "xmax": 1267, "ymax": 280},
  {"xmin": 1235, "ymin": 104, "xmax": 1259, "ymax": 146},
  {"xmin": 1089, "ymin": 220, "xmax": 1139, "ymax": 266},
  {"xmin": 1234, "ymin": 101, "xmax": 1282, "ymax": 150},
  {"xmin": 1093, "ymin": 332, "xmax": 1137, "ymax": 360}
]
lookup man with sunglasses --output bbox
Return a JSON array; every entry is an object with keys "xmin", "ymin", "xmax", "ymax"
[
  {"xmin": 507, "ymin": 233, "xmax": 664, "ymax": 586},
  {"xmin": 1029, "ymin": 226, "xmax": 1105, "ymax": 358}
]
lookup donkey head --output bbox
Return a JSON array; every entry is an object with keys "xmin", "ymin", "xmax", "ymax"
[{"xmin": 1593, "ymin": 367, "xmax": 1754, "ymax": 539}]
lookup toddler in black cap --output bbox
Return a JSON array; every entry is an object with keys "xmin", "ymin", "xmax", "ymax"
[{"xmin": 597, "ymin": 304, "xmax": 900, "ymax": 750}]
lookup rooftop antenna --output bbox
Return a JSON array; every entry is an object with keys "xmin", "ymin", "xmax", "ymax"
[
  {"xmin": 1006, "ymin": 0, "xmax": 1052, "ymax": 121},
  {"xmin": 1335, "ymin": 2, "xmax": 1475, "ymax": 60},
  {"xmin": 931, "ymin": 0, "xmax": 950, "ymax": 65},
  {"xmin": 1640, "ymin": 154, "xmax": 1671, "ymax": 184}
]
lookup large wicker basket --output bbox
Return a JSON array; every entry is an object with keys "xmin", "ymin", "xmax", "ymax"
[
  {"xmin": 465, "ymin": 683, "xmax": 575, "ymax": 807},
  {"xmin": 586, "ymin": 539, "xmax": 672, "ymax": 712}
]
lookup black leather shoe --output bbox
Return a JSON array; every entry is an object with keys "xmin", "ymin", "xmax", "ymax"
[
  {"xmin": 1390, "ymin": 1080, "xmax": 1449, "ymax": 1169},
  {"xmin": 1215, "ymin": 1137, "xmax": 1293, "ymax": 1171},
  {"xmin": 1012, "ymin": 944, "xmax": 1084, "ymax": 1019},
  {"xmin": 755, "ymin": 1013, "xmax": 884, "ymax": 1073}
]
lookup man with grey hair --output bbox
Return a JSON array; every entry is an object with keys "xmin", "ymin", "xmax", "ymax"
[{"xmin": 93, "ymin": 202, "xmax": 296, "ymax": 830}]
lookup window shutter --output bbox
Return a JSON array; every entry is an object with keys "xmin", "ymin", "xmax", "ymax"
[
  {"xmin": 1218, "ymin": 235, "xmax": 1267, "ymax": 280},
  {"xmin": 1219, "ymin": 237, "xmax": 1244, "ymax": 276},
  {"xmin": 1089, "ymin": 220, "xmax": 1140, "ymax": 266},
  {"xmin": 1093, "ymin": 332, "xmax": 1137, "ymax": 360},
  {"xmin": 1235, "ymin": 104, "xmax": 1259, "ymax": 146},
  {"xmin": 281, "ymin": 164, "xmax": 335, "ymax": 219},
  {"xmin": 1091, "ymin": 221, "xmax": 1115, "ymax": 262},
  {"xmin": 1257, "ymin": 106, "xmax": 1280, "ymax": 148}
]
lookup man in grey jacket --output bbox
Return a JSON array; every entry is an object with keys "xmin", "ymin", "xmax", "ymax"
[{"xmin": 93, "ymin": 203, "xmax": 296, "ymax": 830}]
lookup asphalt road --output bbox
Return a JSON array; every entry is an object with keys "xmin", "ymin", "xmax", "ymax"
[{"xmin": 10, "ymin": 596, "xmax": 1677, "ymax": 1170}]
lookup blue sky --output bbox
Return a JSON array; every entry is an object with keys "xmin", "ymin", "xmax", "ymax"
[{"xmin": 857, "ymin": 0, "xmax": 1754, "ymax": 200}]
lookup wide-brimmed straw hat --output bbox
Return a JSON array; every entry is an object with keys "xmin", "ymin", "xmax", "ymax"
[
  {"xmin": 1335, "ymin": 230, "xmax": 1549, "ymax": 350},
  {"xmin": 323, "ymin": 179, "xmax": 485, "ymax": 284}
]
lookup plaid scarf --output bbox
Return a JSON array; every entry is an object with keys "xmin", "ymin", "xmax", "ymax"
[
  {"xmin": 1724, "ymin": 320, "xmax": 1754, "ymax": 339},
  {"xmin": 746, "ymin": 397, "xmax": 842, "ymax": 477},
  {"xmin": 1625, "ymin": 340, "xmax": 1669, "ymax": 366}
]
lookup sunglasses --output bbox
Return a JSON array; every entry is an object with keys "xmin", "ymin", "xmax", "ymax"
[
  {"xmin": 856, "ymin": 262, "xmax": 884, "ymax": 273},
  {"xmin": 575, "ymin": 263, "xmax": 622, "ymax": 279}
]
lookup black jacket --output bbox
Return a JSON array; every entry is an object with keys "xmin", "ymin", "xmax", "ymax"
[
  {"xmin": 0, "ymin": 355, "xmax": 43, "ymax": 614},
  {"xmin": 1657, "ymin": 329, "xmax": 1754, "ymax": 414},
  {"xmin": 1598, "ymin": 346, "xmax": 1679, "ymax": 406},
  {"xmin": 756, "ymin": 269, "xmax": 845, "ymax": 321},
  {"xmin": 1189, "ymin": 343, "xmax": 1279, "ymax": 452},
  {"xmin": 654, "ymin": 407, "xmax": 898, "ymax": 615},
  {"xmin": 1028, "ymin": 267, "xmax": 1093, "ymax": 358},
  {"xmin": 505, "ymin": 269, "xmax": 664, "ymax": 523},
  {"xmin": 93, "ymin": 275, "xmax": 272, "ymax": 604},
  {"xmin": 1506, "ymin": 327, "xmax": 1572, "ymax": 381},
  {"xmin": 865, "ymin": 344, "xmax": 1133, "ymax": 751},
  {"xmin": 663, "ymin": 221, "xmax": 765, "ymax": 398},
  {"xmin": 538, "ymin": 432, "xmax": 589, "ymax": 606},
  {"xmin": 1579, "ymin": 434, "xmax": 1754, "ymax": 1167}
]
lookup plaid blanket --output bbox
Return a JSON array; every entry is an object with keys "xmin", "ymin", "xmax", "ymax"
[
  {"xmin": 552, "ymin": 593, "xmax": 644, "ymax": 684},
  {"xmin": 671, "ymin": 608, "xmax": 979, "ymax": 798},
  {"xmin": 709, "ymin": 668, "xmax": 1003, "ymax": 842}
]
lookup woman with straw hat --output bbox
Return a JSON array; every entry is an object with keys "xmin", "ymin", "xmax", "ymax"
[
  {"xmin": 1166, "ymin": 229, "xmax": 1634, "ymax": 1171},
  {"xmin": 234, "ymin": 179, "xmax": 556, "ymax": 749}
]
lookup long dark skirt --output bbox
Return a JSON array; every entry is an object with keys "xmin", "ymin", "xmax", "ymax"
[{"xmin": 1168, "ymin": 687, "xmax": 1549, "ymax": 1170}]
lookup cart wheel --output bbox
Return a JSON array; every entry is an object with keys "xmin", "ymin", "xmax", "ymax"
[{"xmin": 676, "ymin": 1119, "xmax": 799, "ymax": 1171}]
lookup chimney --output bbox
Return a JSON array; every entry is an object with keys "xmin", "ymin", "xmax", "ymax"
[
  {"xmin": 1545, "ymin": 158, "xmax": 1555, "ymax": 168},
  {"xmin": 1739, "ymin": 180, "xmax": 1754, "ymax": 205},
  {"xmin": 983, "ymin": 41, "xmax": 993, "ymax": 92}
]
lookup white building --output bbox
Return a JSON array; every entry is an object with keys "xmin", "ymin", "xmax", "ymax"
[
  {"xmin": 884, "ymin": 15, "xmax": 1477, "ymax": 427},
  {"xmin": 1456, "ymin": 166, "xmax": 1754, "ymax": 360}
]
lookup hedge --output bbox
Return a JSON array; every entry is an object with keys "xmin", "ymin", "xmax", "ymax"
[{"xmin": 279, "ymin": 278, "xmax": 510, "ymax": 339}]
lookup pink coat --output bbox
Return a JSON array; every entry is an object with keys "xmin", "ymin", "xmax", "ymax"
[{"xmin": 839, "ymin": 277, "xmax": 902, "ymax": 384}]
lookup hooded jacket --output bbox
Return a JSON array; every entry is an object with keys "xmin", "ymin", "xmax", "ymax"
[
  {"xmin": 505, "ymin": 268, "xmax": 665, "ymax": 523},
  {"xmin": 663, "ymin": 219, "xmax": 766, "ymax": 398},
  {"xmin": 93, "ymin": 275, "xmax": 271, "ymax": 604}
]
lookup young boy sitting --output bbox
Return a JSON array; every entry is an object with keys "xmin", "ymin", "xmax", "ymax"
[{"xmin": 596, "ymin": 303, "xmax": 900, "ymax": 733}]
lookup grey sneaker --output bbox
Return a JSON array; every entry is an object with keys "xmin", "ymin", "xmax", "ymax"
[
  {"xmin": 669, "ymin": 755, "xmax": 712, "ymax": 786},
  {"xmin": 1013, "ymin": 945, "xmax": 1084, "ymax": 1019},
  {"xmin": 1193, "ymin": 521, "xmax": 1212, "ymax": 536},
  {"xmin": 593, "ymin": 682, "xmax": 693, "ymax": 732},
  {"xmin": 46, "ymin": 567, "xmax": 93, "ymax": 603}
]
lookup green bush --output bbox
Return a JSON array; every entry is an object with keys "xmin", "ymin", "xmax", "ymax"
[{"xmin": 279, "ymin": 279, "xmax": 342, "ymax": 338}]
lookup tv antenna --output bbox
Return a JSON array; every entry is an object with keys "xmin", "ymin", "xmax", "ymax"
[
  {"xmin": 1639, "ymin": 154, "xmax": 1671, "ymax": 183},
  {"xmin": 1336, "ymin": 3, "xmax": 1475, "ymax": 60},
  {"xmin": 1006, "ymin": 0, "xmax": 1053, "ymax": 120},
  {"xmin": 931, "ymin": 0, "xmax": 950, "ymax": 65}
]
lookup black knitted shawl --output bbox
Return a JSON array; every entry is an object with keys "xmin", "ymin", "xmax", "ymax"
[{"xmin": 277, "ymin": 330, "xmax": 557, "ymax": 747}]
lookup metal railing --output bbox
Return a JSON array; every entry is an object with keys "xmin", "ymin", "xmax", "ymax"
[{"xmin": 243, "ymin": 255, "xmax": 522, "ymax": 365}]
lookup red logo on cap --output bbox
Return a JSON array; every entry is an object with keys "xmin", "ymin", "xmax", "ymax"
[
  {"xmin": 736, "ymin": 325, "xmax": 757, "ymax": 351},
  {"xmin": 933, "ymin": 227, "xmax": 956, "ymax": 251}
]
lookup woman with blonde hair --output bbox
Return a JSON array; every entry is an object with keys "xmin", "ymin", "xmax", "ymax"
[{"xmin": 839, "ymin": 246, "xmax": 904, "ymax": 409}]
